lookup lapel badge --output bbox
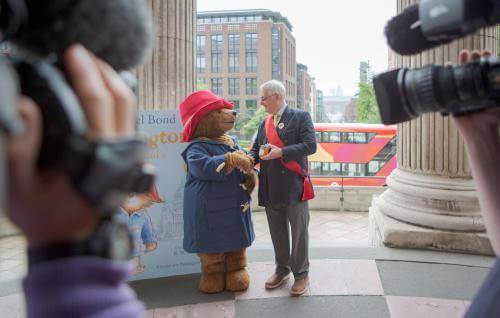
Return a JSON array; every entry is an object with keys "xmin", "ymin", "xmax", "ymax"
[{"xmin": 278, "ymin": 122, "xmax": 285, "ymax": 130}]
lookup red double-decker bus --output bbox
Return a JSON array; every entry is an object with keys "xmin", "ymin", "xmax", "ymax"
[{"xmin": 309, "ymin": 123, "xmax": 397, "ymax": 187}]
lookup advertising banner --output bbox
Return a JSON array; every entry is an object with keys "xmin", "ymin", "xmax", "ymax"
[{"xmin": 119, "ymin": 110, "xmax": 200, "ymax": 281}]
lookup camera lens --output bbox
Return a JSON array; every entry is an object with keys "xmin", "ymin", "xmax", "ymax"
[{"xmin": 373, "ymin": 57, "xmax": 500, "ymax": 125}]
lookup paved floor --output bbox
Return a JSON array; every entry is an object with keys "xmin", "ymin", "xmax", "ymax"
[
  {"xmin": 0, "ymin": 211, "xmax": 370, "ymax": 283},
  {"xmin": 130, "ymin": 248, "xmax": 493, "ymax": 318},
  {"xmin": 0, "ymin": 211, "xmax": 496, "ymax": 318}
]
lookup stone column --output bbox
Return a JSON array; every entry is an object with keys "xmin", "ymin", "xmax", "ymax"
[
  {"xmin": 136, "ymin": 0, "xmax": 196, "ymax": 109},
  {"xmin": 369, "ymin": 0, "xmax": 497, "ymax": 255}
]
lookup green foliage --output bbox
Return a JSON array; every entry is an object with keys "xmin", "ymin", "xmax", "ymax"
[
  {"xmin": 237, "ymin": 139, "xmax": 251, "ymax": 150},
  {"xmin": 242, "ymin": 107, "xmax": 267, "ymax": 139},
  {"xmin": 196, "ymin": 78, "xmax": 209, "ymax": 91},
  {"xmin": 233, "ymin": 112, "xmax": 251, "ymax": 138},
  {"xmin": 356, "ymin": 82, "xmax": 381, "ymax": 124}
]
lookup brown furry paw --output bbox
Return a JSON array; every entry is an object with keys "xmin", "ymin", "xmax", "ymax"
[
  {"xmin": 225, "ymin": 268, "xmax": 250, "ymax": 292},
  {"xmin": 199, "ymin": 272, "xmax": 226, "ymax": 293},
  {"xmin": 225, "ymin": 150, "xmax": 254, "ymax": 174},
  {"xmin": 242, "ymin": 170, "xmax": 257, "ymax": 195}
]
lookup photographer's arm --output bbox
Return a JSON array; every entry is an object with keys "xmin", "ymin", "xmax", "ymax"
[
  {"xmin": 455, "ymin": 111, "xmax": 500, "ymax": 255},
  {"xmin": 453, "ymin": 50, "xmax": 500, "ymax": 256},
  {"xmin": 8, "ymin": 45, "xmax": 144, "ymax": 318}
]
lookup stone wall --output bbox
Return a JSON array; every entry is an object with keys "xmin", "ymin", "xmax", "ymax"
[{"xmin": 252, "ymin": 186, "xmax": 386, "ymax": 212}]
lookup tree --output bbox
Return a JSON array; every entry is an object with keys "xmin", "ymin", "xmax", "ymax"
[
  {"xmin": 233, "ymin": 112, "xmax": 251, "ymax": 139},
  {"xmin": 242, "ymin": 107, "xmax": 267, "ymax": 139},
  {"xmin": 356, "ymin": 82, "xmax": 381, "ymax": 124},
  {"xmin": 196, "ymin": 78, "xmax": 209, "ymax": 91}
]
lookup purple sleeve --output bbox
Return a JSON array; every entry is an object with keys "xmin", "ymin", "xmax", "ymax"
[{"xmin": 23, "ymin": 257, "xmax": 145, "ymax": 318}]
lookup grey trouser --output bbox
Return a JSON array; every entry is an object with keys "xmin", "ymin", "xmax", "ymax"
[{"xmin": 265, "ymin": 201, "xmax": 310, "ymax": 279}]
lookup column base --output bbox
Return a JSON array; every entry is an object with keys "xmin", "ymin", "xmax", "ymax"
[{"xmin": 369, "ymin": 196, "xmax": 493, "ymax": 256}]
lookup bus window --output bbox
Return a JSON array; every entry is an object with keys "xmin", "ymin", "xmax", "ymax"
[
  {"xmin": 321, "ymin": 132, "xmax": 329, "ymax": 142},
  {"xmin": 342, "ymin": 132, "xmax": 353, "ymax": 143},
  {"xmin": 320, "ymin": 162, "xmax": 340, "ymax": 176},
  {"xmin": 353, "ymin": 133, "xmax": 369, "ymax": 143},
  {"xmin": 310, "ymin": 161, "xmax": 322, "ymax": 175},
  {"xmin": 355, "ymin": 164, "xmax": 367, "ymax": 176},
  {"xmin": 367, "ymin": 161, "xmax": 383, "ymax": 175},
  {"xmin": 330, "ymin": 132, "xmax": 341, "ymax": 143},
  {"xmin": 332, "ymin": 163, "xmax": 341, "ymax": 175}
]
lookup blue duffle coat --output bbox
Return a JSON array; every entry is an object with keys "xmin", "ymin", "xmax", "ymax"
[{"xmin": 181, "ymin": 138, "xmax": 255, "ymax": 253}]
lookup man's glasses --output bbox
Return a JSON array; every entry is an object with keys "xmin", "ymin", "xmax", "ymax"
[{"xmin": 260, "ymin": 94, "xmax": 276, "ymax": 102}]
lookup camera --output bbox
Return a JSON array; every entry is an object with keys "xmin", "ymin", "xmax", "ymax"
[
  {"xmin": 375, "ymin": 0, "xmax": 500, "ymax": 125},
  {"xmin": 373, "ymin": 56, "xmax": 500, "ymax": 125},
  {"xmin": 0, "ymin": 0, "xmax": 156, "ymax": 214}
]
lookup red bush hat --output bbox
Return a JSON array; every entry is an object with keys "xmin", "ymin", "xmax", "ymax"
[{"xmin": 179, "ymin": 90, "xmax": 234, "ymax": 142}]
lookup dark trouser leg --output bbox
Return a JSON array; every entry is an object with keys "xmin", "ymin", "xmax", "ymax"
[
  {"xmin": 265, "ymin": 204, "xmax": 291, "ymax": 276},
  {"xmin": 286, "ymin": 201, "xmax": 310, "ymax": 279}
]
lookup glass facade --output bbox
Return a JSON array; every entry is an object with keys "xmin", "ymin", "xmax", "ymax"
[
  {"xmin": 196, "ymin": 36, "xmax": 206, "ymax": 73},
  {"xmin": 245, "ymin": 78, "xmax": 258, "ymax": 95},
  {"xmin": 198, "ymin": 15, "xmax": 263, "ymax": 24},
  {"xmin": 271, "ymin": 27, "xmax": 281, "ymax": 80},
  {"xmin": 211, "ymin": 78, "xmax": 223, "ymax": 95},
  {"xmin": 228, "ymin": 34, "xmax": 240, "ymax": 73},
  {"xmin": 228, "ymin": 78, "xmax": 240, "ymax": 95},
  {"xmin": 211, "ymin": 34, "xmax": 223, "ymax": 73},
  {"xmin": 245, "ymin": 33, "xmax": 258, "ymax": 72}
]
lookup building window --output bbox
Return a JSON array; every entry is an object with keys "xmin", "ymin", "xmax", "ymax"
[
  {"xmin": 196, "ymin": 55, "xmax": 206, "ymax": 73},
  {"xmin": 245, "ymin": 100, "xmax": 258, "ymax": 116},
  {"xmin": 272, "ymin": 27, "xmax": 281, "ymax": 80},
  {"xmin": 245, "ymin": 78, "xmax": 258, "ymax": 95},
  {"xmin": 246, "ymin": 52, "xmax": 257, "ymax": 72},
  {"xmin": 211, "ymin": 78, "xmax": 223, "ymax": 95},
  {"xmin": 228, "ymin": 34, "xmax": 240, "ymax": 73},
  {"xmin": 197, "ymin": 35, "xmax": 206, "ymax": 51},
  {"xmin": 228, "ymin": 78, "xmax": 240, "ymax": 95},
  {"xmin": 229, "ymin": 100, "xmax": 240, "ymax": 112},
  {"xmin": 211, "ymin": 53, "xmax": 222, "ymax": 73},
  {"xmin": 211, "ymin": 34, "xmax": 223, "ymax": 73},
  {"xmin": 196, "ymin": 35, "xmax": 207, "ymax": 73},
  {"xmin": 245, "ymin": 33, "xmax": 258, "ymax": 72}
]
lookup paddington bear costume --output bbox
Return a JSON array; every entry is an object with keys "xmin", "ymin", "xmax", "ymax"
[{"xmin": 179, "ymin": 90, "xmax": 256, "ymax": 293}]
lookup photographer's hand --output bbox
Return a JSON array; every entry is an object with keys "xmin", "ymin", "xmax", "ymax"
[
  {"xmin": 6, "ymin": 44, "xmax": 136, "ymax": 247},
  {"xmin": 452, "ymin": 49, "xmax": 500, "ymax": 255}
]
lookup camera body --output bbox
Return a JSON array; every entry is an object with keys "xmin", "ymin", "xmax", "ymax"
[
  {"xmin": 375, "ymin": 0, "xmax": 500, "ymax": 125},
  {"xmin": 0, "ymin": 0, "xmax": 155, "ymax": 215},
  {"xmin": 374, "ymin": 57, "xmax": 500, "ymax": 125}
]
